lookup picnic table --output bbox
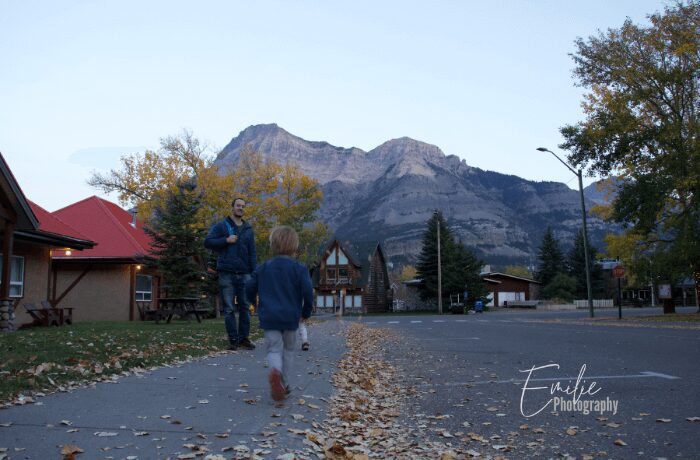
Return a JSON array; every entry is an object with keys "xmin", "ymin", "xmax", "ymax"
[{"xmin": 152, "ymin": 297, "xmax": 207, "ymax": 324}]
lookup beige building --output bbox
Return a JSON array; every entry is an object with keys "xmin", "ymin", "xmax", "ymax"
[
  {"xmin": 0, "ymin": 153, "xmax": 95, "ymax": 331},
  {"xmin": 51, "ymin": 196, "xmax": 158, "ymax": 322}
]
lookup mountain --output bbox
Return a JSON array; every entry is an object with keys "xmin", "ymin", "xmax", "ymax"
[
  {"xmin": 584, "ymin": 177, "xmax": 620, "ymax": 206},
  {"xmin": 216, "ymin": 124, "xmax": 613, "ymax": 266}
]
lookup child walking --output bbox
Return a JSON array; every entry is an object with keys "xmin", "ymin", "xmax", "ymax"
[{"xmin": 245, "ymin": 226, "xmax": 313, "ymax": 401}]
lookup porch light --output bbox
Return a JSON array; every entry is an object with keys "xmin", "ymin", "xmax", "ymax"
[
  {"xmin": 65, "ymin": 249, "xmax": 72, "ymax": 256},
  {"xmin": 136, "ymin": 265, "xmax": 142, "ymax": 270}
]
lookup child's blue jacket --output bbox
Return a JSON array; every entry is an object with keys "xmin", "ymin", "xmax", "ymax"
[{"xmin": 245, "ymin": 256, "xmax": 313, "ymax": 331}]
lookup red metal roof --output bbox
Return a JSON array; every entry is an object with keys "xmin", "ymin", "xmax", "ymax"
[
  {"xmin": 52, "ymin": 196, "xmax": 153, "ymax": 259},
  {"xmin": 28, "ymin": 200, "xmax": 91, "ymax": 241}
]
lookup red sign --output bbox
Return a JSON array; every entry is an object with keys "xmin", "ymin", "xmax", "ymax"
[{"xmin": 613, "ymin": 265, "xmax": 626, "ymax": 278}]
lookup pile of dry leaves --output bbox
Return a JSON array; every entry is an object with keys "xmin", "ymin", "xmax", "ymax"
[{"xmin": 314, "ymin": 323, "xmax": 477, "ymax": 459}]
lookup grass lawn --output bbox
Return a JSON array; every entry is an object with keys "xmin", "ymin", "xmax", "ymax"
[
  {"xmin": 623, "ymin": 313, "xmax": 700, "ymax": 323},
  {"xmin": 0, "ymin": 318, "xmax": 261, "ymax": 404}
]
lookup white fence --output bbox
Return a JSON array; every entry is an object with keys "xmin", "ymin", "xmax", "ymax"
[{"xmin": 574, "ymin": 299, "xmax": 614, "ymax": 309}]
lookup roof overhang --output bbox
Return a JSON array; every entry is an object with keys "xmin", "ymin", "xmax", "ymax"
[
  {"xmin": 52, "ymin": 256, "xmax": 148, "ymax": 265},
  {"xmin": 483, "ymin": 277, "xmax": 503, "ymax": 285},
  {"xmin": 481, "ymin": 272, "xmax": 541, "ymax": 284},
  {"xmin": 14, "ymin": 230, "xmax": 95, "ymax": 250},
  {"xmin": 0, "ymin": 152, "xmax": 39, "ymax": 230}
]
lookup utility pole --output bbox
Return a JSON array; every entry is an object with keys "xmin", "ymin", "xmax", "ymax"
[
  {"xmin": 577, "ymin": 169, "xmax": 595, "ymax": 318},
  {"xmin": 436, "ymin": 210, "xmax": 443, "ymax": 315}
]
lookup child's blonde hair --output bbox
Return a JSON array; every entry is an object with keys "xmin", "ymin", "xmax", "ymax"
[{"xmin": 269, "ymin": 225, "xmax": 299, "ymax": 256}]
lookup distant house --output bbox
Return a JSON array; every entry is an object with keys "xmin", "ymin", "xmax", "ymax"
[
  {"xmin": 481, "ymin": 272, "xmax": 541, "ymax": 307},
  {"xmin": 50, "ymin": 196, "xmax": 158, "ymax": 322},
  {"xmin": 597, "ymin": 258, "xmax": 698, "ymax": 308},
  {"xmin": 397, "ymin": 278, "xmax": 433, "ymax": 312},
  {"xmin": 0, "ymin": 152, "xmax": 95, "ymax": 331},
  {"xmin": 400, "ymin": 270, "xmax": 541, "ymax": 310},
  {"xmin": 313, "ymin": 240, "xmax": 392, "ymax": 314}
]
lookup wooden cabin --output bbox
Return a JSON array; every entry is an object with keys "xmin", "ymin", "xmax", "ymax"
[
  {"xmin": 313, "ymin": 240, "xmax": 392, "ymax": 314},
  {"xmin": 0, "ymin": 152, "xmax": 95, "ymax": 331},
  {"xmin": 50, "ymin": 196, "xmax": 159, "ymax": 322},
  {"xmin": 481, "ymin": 272, "xmax": 541, "ymax": 307}
]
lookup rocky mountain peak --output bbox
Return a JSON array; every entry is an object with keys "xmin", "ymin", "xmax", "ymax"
[
  {"xmin": 213, "ymin": 124, "xmax": 610, "ymax": 265},
  {"xmin": 368, "ymin": 137, "xmax": 457, "ymax": 179},
  {"xmin": 216, "ymin": 123, "xmax": 366, "ymax": 184},
  {"xmin": 370, "ymin": 137, "xmax": 445, "ymax": 163},
  {"xmin": 216, "ymin": 123, "xmax": 293, "ymax": 161}
]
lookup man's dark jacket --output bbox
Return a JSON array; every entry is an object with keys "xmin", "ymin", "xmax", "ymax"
[{"xmin": 204, "ymin": 217, "xmax": 257, "ymax": 274}]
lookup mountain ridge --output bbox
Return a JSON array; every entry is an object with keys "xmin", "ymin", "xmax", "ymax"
[{"xmin": 215, "ymin": 124, "xmax": 612, "ymax": 266}]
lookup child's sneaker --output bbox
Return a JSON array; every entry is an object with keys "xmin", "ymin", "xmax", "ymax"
[
  {"xmin": 268, "ymin": 369, "xmax": 286, "ymax": 401},
  {"xmin": 301, "ymin": 342, "xmax": 310, "ymax": 351}
]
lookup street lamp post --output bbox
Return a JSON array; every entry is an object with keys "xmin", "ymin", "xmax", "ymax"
[{"xmin": 536, "ymin": 147, "xmax": 595, "ymax": 318}]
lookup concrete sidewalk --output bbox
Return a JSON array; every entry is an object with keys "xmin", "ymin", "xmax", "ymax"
[{"xmin": 0, "ymin": 319, "xmax": 348, "ymax": 459}]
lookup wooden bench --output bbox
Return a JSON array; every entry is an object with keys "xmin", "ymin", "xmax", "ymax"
[
  {"xmin": 23, "ymin": 301, "xmax": 74, "ymax": 327},
  {"xmin": 41, "ymin": 300, "xmax": 74, "ymax": 325}
]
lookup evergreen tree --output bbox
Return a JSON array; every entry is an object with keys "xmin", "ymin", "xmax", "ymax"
[
  {"xmin": 535, "ymin": 227, "xmax": 564, "ymax": 287},
  {"xmin": 566, "ymin": 229, "xmax": 605, "ymax": 298},
  {"xmin": 144, "ymin": 180, "xmax": 207, "ymax": 298},
  {"xmin": 453, "ymin": 243, "xmax": 489, "ymax": 304},
  {"xmin": 416, "ymin": 212, "xmax": 488, "ymax": 304},
  {"xmin": 416, "ymin": 211, "xmax": 453, "ymax": 302},
  {"xmin": 541, "ymin": 273, "xmax": 577, "ymax": 302}
]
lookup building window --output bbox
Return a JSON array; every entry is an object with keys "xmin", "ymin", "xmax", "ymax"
[
  {"xmin": 316, "ymin": 295, "xmax": 336, "ymax": 308},
  {"xmin": 326, "ymin": 247, "xmax": 349, "ymax": 265},
  {"xmin": 135, "ymin": 275, "xmax": 152, "ymax": 301},
  {"xmin": 354, "ymin": 295, "xmax": 362, "ymax": 307},
  {"xmin": 344, "ymin": 295, "xmax": 353, "ymax": 308},
  {"xmin": 0, "ymin": 255, "xmax": 24, "ymax": 298},
  {"xmin": 326, "ymin": 268, "xmax": 336, "ymax": 282}
]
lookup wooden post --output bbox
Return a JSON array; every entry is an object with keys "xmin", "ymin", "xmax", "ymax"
[
  {"xmin": 436, "ymin": 213, "xmax": 442, "ymax": 315},
  {"xmin": 129, "ymin": 265, "xmax": 136, "ymax": 321},
  {"xmin": 1, "ymin": 220, "xmax": 14, "ymax": 299},
  {"xmin": 0, "ymin": 220, "xmax": 15, "ymax": 331}
]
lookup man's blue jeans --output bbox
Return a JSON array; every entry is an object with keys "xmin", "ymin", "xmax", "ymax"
[{"xmin": 218, "ymin": 272, "xmax": 250, "ymax": 344}]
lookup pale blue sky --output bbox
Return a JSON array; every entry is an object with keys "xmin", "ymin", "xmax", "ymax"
[{"xmin": 0, "ymin": 0, "xmax": 670, "ymax": 211}]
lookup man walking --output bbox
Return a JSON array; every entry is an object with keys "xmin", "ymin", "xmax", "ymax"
[{"xmin": 205, "ymin": 198, "xmax": 257, "ymax": 350}]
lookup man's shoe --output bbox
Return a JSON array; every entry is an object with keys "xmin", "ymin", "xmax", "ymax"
[
  {"xmin": 301, "ymin": 342, "xmax": 310, "ymax": 351},
  {"xmin": 227, "ymin": 343, "xmax": 238, "ymax": 351},
  {"xmin": 239, "ymin": 338, "xmax": 256, "ymax": 350},
  {"xmin": 269, "ymin": 369, "xmax": 286, "ymax": 401}
]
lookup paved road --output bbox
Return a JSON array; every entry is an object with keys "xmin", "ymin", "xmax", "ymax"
[
  {"xmin": 1, "ymin": 308, "xmax": 697, "ymax": 459},
  {"xmin": 359, "ymin": 307, "xmax": 700, "ymax": 458}
]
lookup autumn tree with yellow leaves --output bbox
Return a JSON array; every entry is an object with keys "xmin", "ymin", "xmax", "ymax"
[
  {"xmin": 560, "ymin": 2, "xmax": 700, "ymax": 301},
  {"xmin": 89, "ymin": 131, "xmax": 329, "ymax": 266}
]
